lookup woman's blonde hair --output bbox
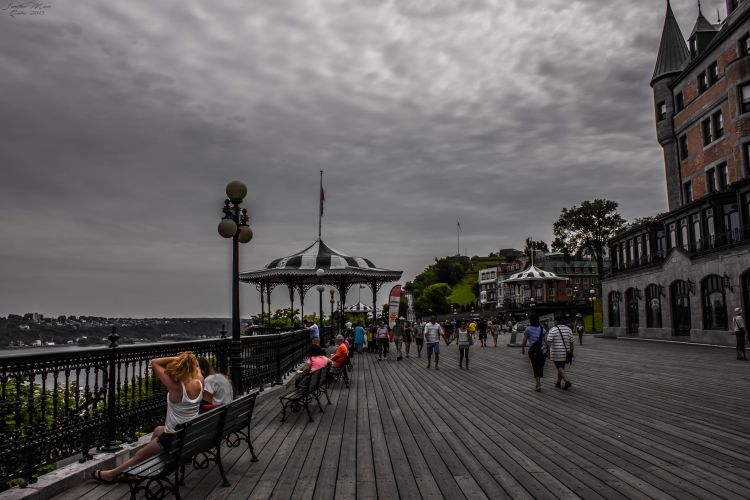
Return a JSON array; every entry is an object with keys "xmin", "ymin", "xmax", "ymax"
[{"xmin": 165, "ymin": 352, "xmax": 199, "ymax": 382}]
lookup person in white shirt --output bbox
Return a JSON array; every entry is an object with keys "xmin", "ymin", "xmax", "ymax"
[
  {"xmin": 198, "ymin": 356, "xmax": 234, "ymax": 407},
  {"xmin": 547, "ymin": 315, "xmax": 574, "ymax": 390},
  {"xmin": 423, "ymin": 315, "xmax": 445, "ymax": 370}
]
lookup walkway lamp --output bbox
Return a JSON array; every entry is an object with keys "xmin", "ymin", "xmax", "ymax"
[
  {"xmin": 329, "ymin": 289, "xmax": 335, "ymax": 330},
  {"xmin": 589, "ymin": 288, "xmax": 597, "ymax": 332},
  {"xmin": 218, "ymin": 180, "xmax": 252, "ymax": 395},
  {"xmin": 316, "ymin": 268, "xmax": 325, "ymax": 327}
]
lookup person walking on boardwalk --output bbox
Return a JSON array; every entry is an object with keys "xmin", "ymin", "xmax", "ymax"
[
  {"xmin": 368, "ymin": 323, "xmax": 376, "ymax": 353},
  {"xmin": 376, "ymin": 321, "xmax": 390, "ymax": 361},
  {"xmin": 456, "ymin": 319, "xmax": 472, "ymax": 369},
  {"xmin": 490, "ymin": 320, "xmax": 500, "ymax": 347},
  {"xmin": 403, "ymin": 320, "xmax": 413, "ymax": 357},
  {"xmin": 732, "ymin": 308, "xmax": 747, "ymax": 361},
  {"xmin": 92, "ymin": 352, "xmax": 203, "ymax": 483},
  {"xmin": 414, "ymin": 317, "xmax": 425, "ymax": 358},
  {"xmin": 354, "ymin": 322, "xmax": 365, "ymax": 354},
  {"xmin": 547, "ymin": 315, "xmax": 574, "ymax": 389},
  {"xmin": 393, "ymin": 318, "xmax": 405, "ymax": 361},
  {"xmin": 424, "ymin": 315, "xmax": 444, "ymax": 370},
  {"xmin": 521, "ymin": 313, "xmax": 547, "ymax": 392},
  {"xmin": 574, "ymin": 313, "xmax": 585, "ymax": 345},
  {"xmin": 443, "ymin": 319, "xmax": 454, "ymax": 346},
  {"xmin": 478, "ymin": 318, "xmax": 488, "ymax": 347}
]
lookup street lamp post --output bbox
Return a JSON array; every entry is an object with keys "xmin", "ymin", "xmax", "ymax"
[
  {"xmin": 218, "ymin": 180, "xmax": 253, "ymax": 396},
  {"xmin": 329, "ymin": 289, "xmax": 335, "ymax": 333},
  {"xmin": 589, "ymin": 288, "xmax": 597, "ymax": 332}
]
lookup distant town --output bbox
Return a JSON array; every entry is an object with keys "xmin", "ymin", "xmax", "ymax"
[{"xmin": 0, "ymin": 313, "xmax": 229, "ymax": 348}]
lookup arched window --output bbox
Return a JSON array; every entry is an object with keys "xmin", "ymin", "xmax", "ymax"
[
  {"xmin": 702, "ymin": 275, "xmax": 727, "ymax": 330},
  {"xmin": 608, "ymin": 291, "xmax": 621, "ymax": 327},
  {"xmin": 625, "ymin": 288, "xmax": 639, "ymax": 334},
  {"xmin": 645, "ymin": 284, "xmax": 662, "ymax": 328}
]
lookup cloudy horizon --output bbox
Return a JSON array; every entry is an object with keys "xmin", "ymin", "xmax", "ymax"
[{"xmin": 0, "ymin": 0, "xmax": 725, "ymax": 318}]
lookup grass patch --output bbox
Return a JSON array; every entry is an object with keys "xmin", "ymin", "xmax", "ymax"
[{"xmin": 448, "ymin": 282, "xmax": 475, "ymax": 306}]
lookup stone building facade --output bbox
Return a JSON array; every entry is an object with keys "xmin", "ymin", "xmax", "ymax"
[{"xmin": 603, "ymin": 0, "xmax": 750, "ymax": 345}]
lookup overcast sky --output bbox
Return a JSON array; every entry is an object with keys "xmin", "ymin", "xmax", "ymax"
[{"xmin": 0, "ymin": 0, "xmax": 725, "ymax": 318}]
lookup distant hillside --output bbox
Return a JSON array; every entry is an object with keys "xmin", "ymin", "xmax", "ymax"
[{"xmin": 0, "ymin": 318, "xmax": 229, "ymax": 346}]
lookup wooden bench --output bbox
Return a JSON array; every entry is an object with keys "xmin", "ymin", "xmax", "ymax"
[
  {"xmin": 313, "ymin": 364, "xmax": 332, "ymax": 405},
  {"xmin": 121, "ymin": 392, "xmax": 258, "ymax": 498},
  {"xmin": 279, "ymin": 368, "xmax": 323, "ymax": 422},
  {"xmin": 329, "ymin": 362, "xmax": 349, "ymax": 388}
]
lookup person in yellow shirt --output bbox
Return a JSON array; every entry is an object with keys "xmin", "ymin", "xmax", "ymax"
[{"xmin": 468, "ymin": 320, "xmax": 477, "ymax": 341}]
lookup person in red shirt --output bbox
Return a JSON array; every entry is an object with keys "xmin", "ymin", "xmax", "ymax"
[{"xmin": 330, "ymin": 334, "xmax": 350, "ymax": 385}]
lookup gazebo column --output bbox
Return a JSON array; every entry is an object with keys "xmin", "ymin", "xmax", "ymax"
[
  {"xmin": 288, "ymin": 283, "xmax": 296, "ymax": 329},
  {"xmin": 257, "ymin": 282, "xmax": 265, "ymax": 328},
  {"xmin": 296, "ymin": 282, "xmax": 310, "ymax": 326},
  {"xmin": 266, "ymin": 284, "xmax": 273, "ymax": 327},
  {"xmin": 370, "ymin": 280, "xmax": 382, "ymax": 324}
]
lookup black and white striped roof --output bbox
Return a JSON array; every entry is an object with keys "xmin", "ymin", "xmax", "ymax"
[
  {"xmin": 239, "ymin": 239, "xmax": 402, "ymax": 284},
  {"xmin": 265, "ymin": 240, "xmax": 377, "ymax": 271}
]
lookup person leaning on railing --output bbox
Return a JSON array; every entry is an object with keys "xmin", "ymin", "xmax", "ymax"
[
  {"xmin": 91, "ymin": 352, "xmax": 204, "ymax": 484},
  {"xmin": 198, "ymin": 356, "xmax": 234, "ymax": 412}
]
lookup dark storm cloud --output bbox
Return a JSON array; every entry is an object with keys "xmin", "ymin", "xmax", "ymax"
[{"xmin": 0, "ymin": 0, "xmax": 726, "ymax": 317}]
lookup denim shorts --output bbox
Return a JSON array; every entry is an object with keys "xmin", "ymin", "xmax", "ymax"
[{"xmin": 426, "ymin": 342, "xmax": 440, "ymax": 356}]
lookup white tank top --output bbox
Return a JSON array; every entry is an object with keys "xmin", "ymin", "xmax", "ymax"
[{"xmin": 164, "ymin": 380, "xmax": 202, "ymax": 433}]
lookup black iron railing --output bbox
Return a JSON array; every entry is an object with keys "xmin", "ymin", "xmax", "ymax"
[{"xmin": 0, "ymin": 326, "xmax": 331, "ymax": 489}]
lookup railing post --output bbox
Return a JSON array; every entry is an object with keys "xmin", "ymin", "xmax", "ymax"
[
  {"xmin": 219, "ymin": 324, "xmax": 228, "ymax": 375},
  {"xmin": 274, "ymin": 332, "xmax": 282, "ymax": 385},
  {"xmin": 231, "ymin": 339, "xmax": 243, "ymax": 396},
  {"xmin": 100, "ymin": 326, "xmax": 122, "ymax": 453}
]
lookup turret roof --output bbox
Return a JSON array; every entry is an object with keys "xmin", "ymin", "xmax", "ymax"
[
  {"xmin": 690, "ymin": 5, "xmax": 719, "ymax": 38},
  {"xmin": 652, "ymin": 1, "xmax": 690, "ymax": 85}
]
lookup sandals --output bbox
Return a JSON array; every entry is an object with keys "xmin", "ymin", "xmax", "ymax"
[{"xmin": 91, "ymin": 470, "xmax": 116, "ymax": 484}]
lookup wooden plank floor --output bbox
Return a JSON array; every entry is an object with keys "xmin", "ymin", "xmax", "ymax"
[{"xmin": 53, "ymin": 336, "xmax": 750, "ymax": 499}]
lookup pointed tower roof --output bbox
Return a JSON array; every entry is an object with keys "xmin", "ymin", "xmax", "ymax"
[
  {"xmin": 651, "ymin": 1, "xmax": 690, "ymax": 85},
  {"xmin": 690, "ymin": 3, "xmax": 719, "ymax": 38}
]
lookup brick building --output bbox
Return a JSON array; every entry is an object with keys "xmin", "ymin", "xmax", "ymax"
[{"xmin": 602, "ymin": 0, "xmax": 750, "ymax": 344}]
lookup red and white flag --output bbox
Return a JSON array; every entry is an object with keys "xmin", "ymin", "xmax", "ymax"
[
  {"xmin": 320, "ymin": 186, "xmax": 325, "ymax": 217},
  {"xmin": 388, "ymin": 285, "xmax": 402, "ymax": 328}
]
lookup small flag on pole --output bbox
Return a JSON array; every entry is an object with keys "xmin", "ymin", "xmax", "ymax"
[
  {"xmin": 457, "ymin": 220, "xmax": 461, "ymax": 230},
  {"xmin": 320, "ymin": 186, "xmax": 325, "ymax": 217}
]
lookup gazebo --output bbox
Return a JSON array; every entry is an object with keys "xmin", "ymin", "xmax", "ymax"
[
  {"xmin": 502, "ymin": 264, "xmax": 568, "ymax": 308},
  {"xmin": 239, "ymin": 238, "xmax": 402, "ymax": 331}
]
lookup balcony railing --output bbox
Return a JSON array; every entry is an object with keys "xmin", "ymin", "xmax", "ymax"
[{"xmin": 0, "ymin": 326, "xmax": 331, "ymax": 489}]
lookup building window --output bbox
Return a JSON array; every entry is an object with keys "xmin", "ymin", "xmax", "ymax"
[
  {"xmin": 713, "ymin": 110, "xmax": 724, "ymax": 138},
  {"xmin": 635, "ymin": 236, "xmax": 642, "ymax": 264},
  {"xmin": 683, "ymin": 181, "xmax": 693, "ymax": 203},
  {"xmin": 668, "ymin": 223, "xmax": 677, "ymax": 249},
  {"xmin": 719, "ymin": 162, "xmax": 729, "ymax": 189},
  {"xmin": 708, "ymin": 61, "xmax": 719, "ymax": 85},
  {"xmin": 608, "ymin": 291, "xmax": 620, "ymax": 327},
  {"xmin": 739, "ymin": 33, "xmax": 749, "ymax": 56},
  {"xmin": 745, "ymin": 143, "xmax": 750, "ymax": 177},
  {"xmin": 706, "ymin": 167, "xmax": 717, "ymax": 192},
  {"xmin": 656, "ymin": 101, "xmax": 667, "ymax": 121},
  {"xmin": 645, "ymin": 234, "xmax": 651, "ymax": 257},
  {"xmin": 698, "ymin": 71, "xmax": 708, "ymax": 93},
  {"xmin": 741, "ymin": 83, "xmax": 750, "ymax": 114},
  {"xmin": 692, "ymin": 213, "xmax": 701, "ymax": 249},
  {"xmin": 705, "ymin": 208, "xmax": 716, "ymax": 247},
  {"xmin": 702, "ymin": 118, "xmax": 713, "ymax": 145},
  {"xmin": 680, "ymin": 218, "xmax": 689, "ymax": 250},
  {"xmin": 675, "ymin": 91, "xmax": 684, "ymax": 112},
  {"xmin": 702, "ymin": 275, "xmax": 727, "ymax": 330},
  {"xmin": 724, "ymin": 203, "xmax": 740, "ymax": 242},
  {"xmin": 645, "ymin": 284, "xmax": 662, "ymax": 328},
  {"xmin": 657, "ymin": 230, "xmax": 665, "ymax": 255},
  {"xmin": 679, "ymin": 135, "xmax": 689, "ymax": 160}
]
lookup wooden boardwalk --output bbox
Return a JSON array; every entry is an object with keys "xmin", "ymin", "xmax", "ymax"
[{"xmin": 54, "ymin": 337, "xmax": 750, "ymax": 499}]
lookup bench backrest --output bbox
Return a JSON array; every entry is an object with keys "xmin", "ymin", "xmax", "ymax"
[
  {"xmin": 177, "ymin": 406, "xmax": 226, "ymax": 463},
  {"xmin": 221, "ymin": 392, "xmax": 258, "ymax": 437},
  {"xmin": 307, "ymin": 367, "xmax": 322, "ymax": 395},
  {"xmin": 317, "ymin": 364, "xmax": 331, "ymax": 388}
]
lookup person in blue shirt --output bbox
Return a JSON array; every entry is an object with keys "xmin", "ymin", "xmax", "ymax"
[
  {"xmin": 521, "ymin": 313, "xmax": 548, "ymax": 392},
  {"xmin": 354, "ymin": 322, "xmax": 365, "ymax": 353}
]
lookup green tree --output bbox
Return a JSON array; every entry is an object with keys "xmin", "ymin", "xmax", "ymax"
[
  {"xmin": 552, "ymin": 199, "xmax": 626, "ymax": 283},
  {"xmin": 423, "ymin": 283, "xmax": 452, "ymax": 314}
]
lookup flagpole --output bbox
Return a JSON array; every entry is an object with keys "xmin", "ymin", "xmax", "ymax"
[
  {"xmin": 318, "ymin": 170, "xmax": 323, "ymax": 240},
  {"xmin": 457, "ymin": 220, "xmax": 460, "ymax": 256}
]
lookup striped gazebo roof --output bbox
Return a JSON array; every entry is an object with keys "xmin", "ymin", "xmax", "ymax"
[
  {"xmin": 239, "ymin": 239, "xmax": 402, "ymax": 285},
  {"xmin": 504, "ymin": 264, "xmax": 568, "ymax": 283}
]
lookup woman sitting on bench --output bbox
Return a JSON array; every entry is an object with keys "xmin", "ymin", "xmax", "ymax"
[
  {"xmin": 295, "ymin": 345, "xmax": 330, "ymax": 387},
  {"xmin": 91, "ymin": 352, "xmax": 204, "ymax": 484},
  {"xmin": 198, "ymin": 356, "xmax": 233, "ymax": 412}
]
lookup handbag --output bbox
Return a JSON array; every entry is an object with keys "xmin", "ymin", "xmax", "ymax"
[
  {"xmin": 557, "ymin": 326, "xmax": 573, "ymax": 365},
  {"xmin": 528, "ymin": 327, "xmax": 545, "ymax": 356},
  {"xmin": 468, "ymin": 330, "xmax": 474, "ymax": 346}
]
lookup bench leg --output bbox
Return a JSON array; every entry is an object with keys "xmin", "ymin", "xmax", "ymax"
[
  {"xmin": 315, "ymin": 394, "xmax": 324, "ymax": 413},
  {"xmin": 247, "ymin": 424, "xmax": 258, "ymax": 462},
  {"xmin": 322, "ymin": 388, "xmax": 331, "ymax": 405},
  {"xmin": 304, "ymin": 402, "xmax": 314, "ymax": 422},
  {"xmin": 280, "ymin": 401, "xmax": 288, "ymax": 422},
  {"xmin": 215, "ymin": 446, "xmax": 231, "ymax": 487}
]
